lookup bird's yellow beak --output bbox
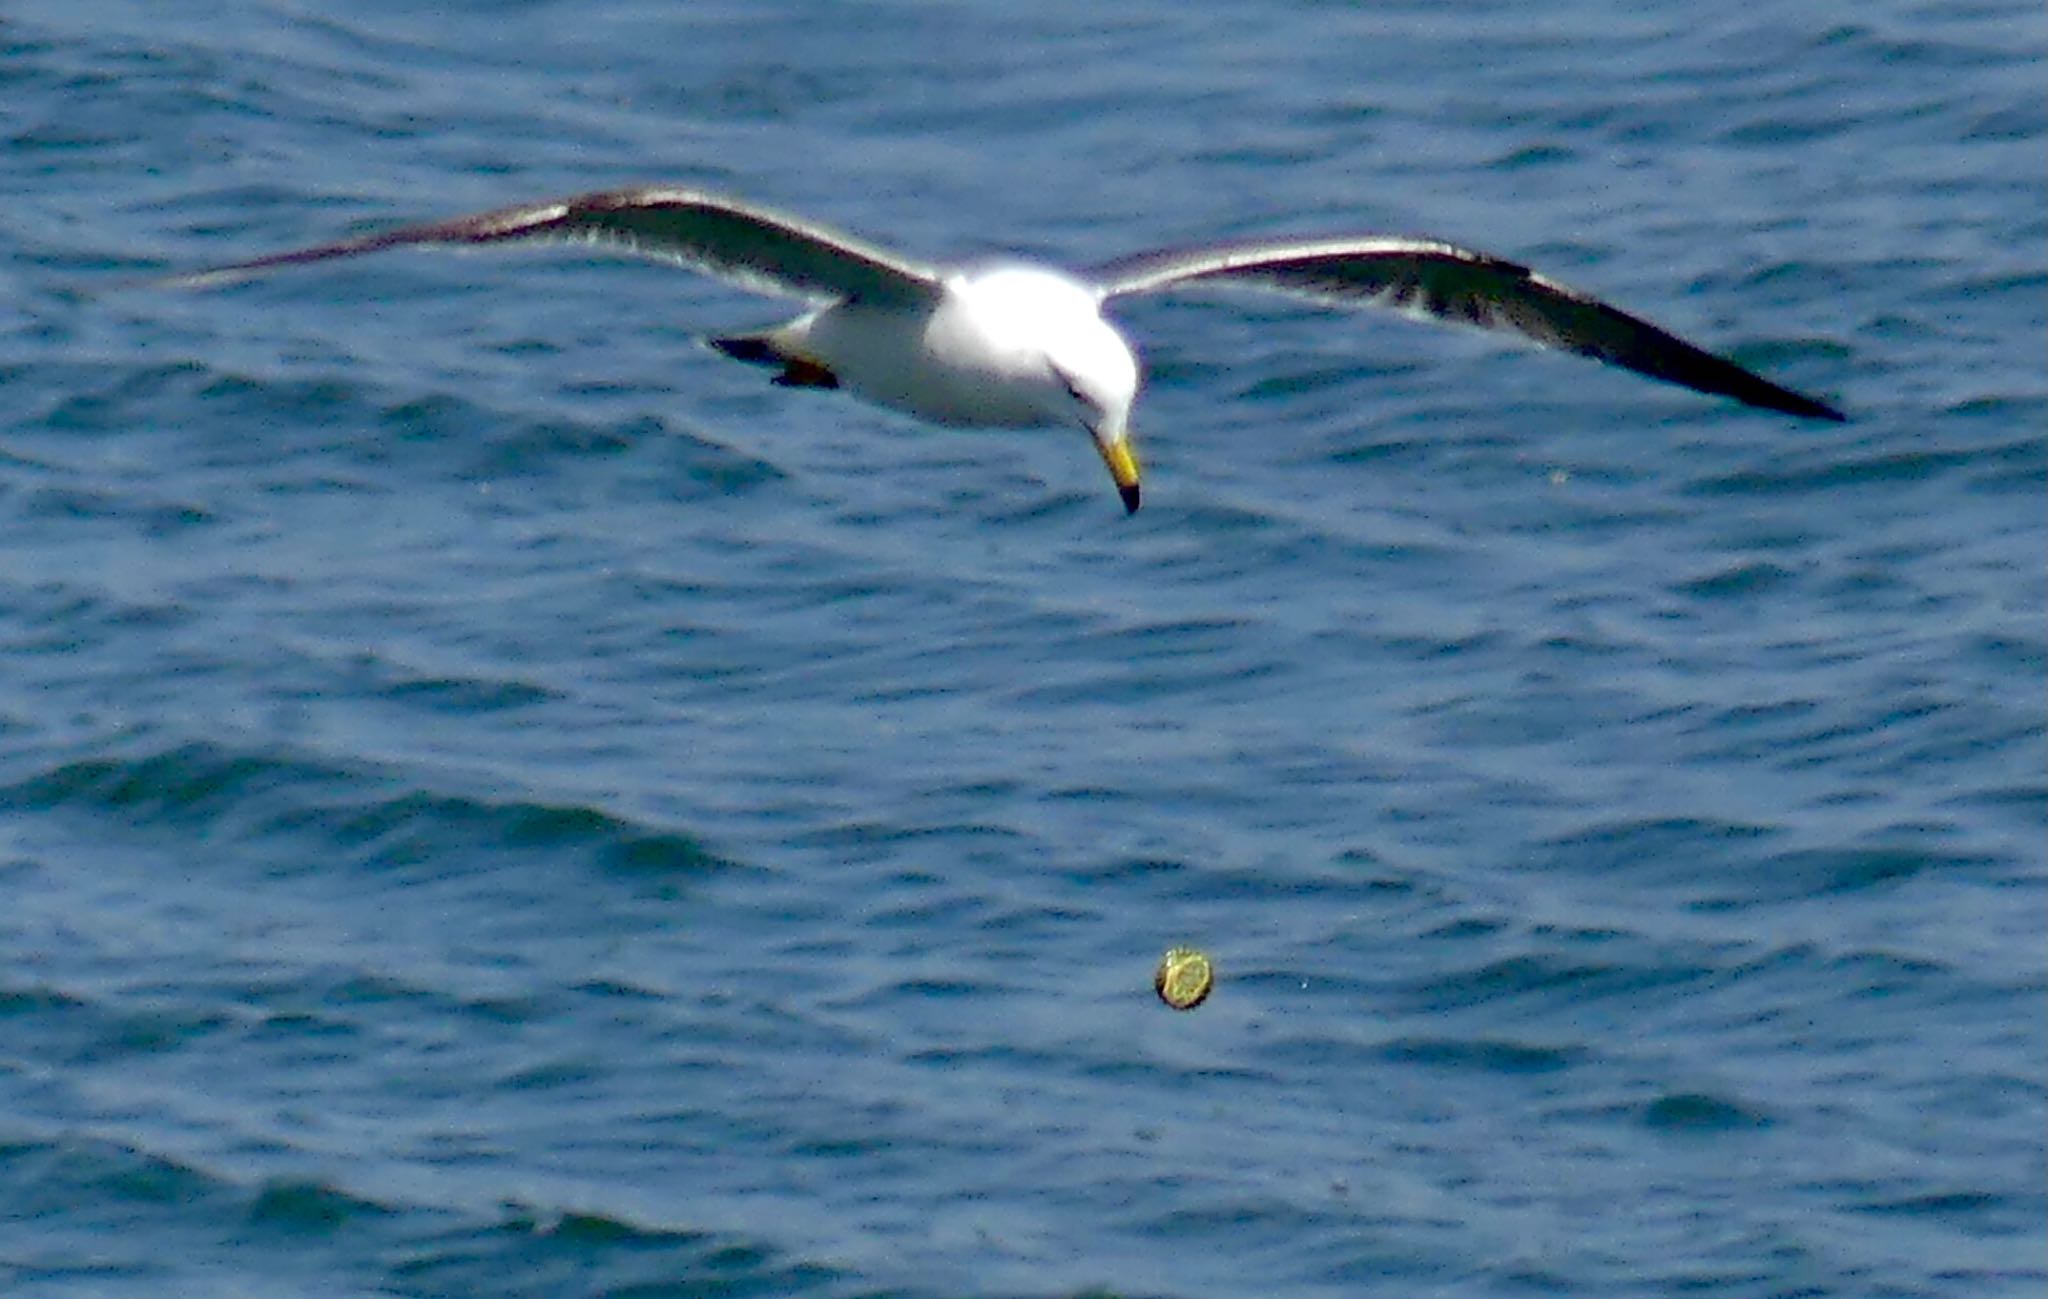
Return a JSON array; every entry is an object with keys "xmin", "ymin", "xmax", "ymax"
[{"xmin": 1096, "ymin": 434, "xmax": 1142, "ymax": 514}]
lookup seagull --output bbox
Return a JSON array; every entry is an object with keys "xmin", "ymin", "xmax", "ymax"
[{"xmin": 173, "ymin": 185, "xmax": 1845, "ymax": 513}]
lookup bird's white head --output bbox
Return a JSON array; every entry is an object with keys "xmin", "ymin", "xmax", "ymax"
[{"xmin": 951, "ymin": 264, "xmax": 1144, "ymax": 512}]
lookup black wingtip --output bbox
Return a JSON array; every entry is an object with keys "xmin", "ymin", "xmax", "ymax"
[
  {"xmin": 1656, "ymin": 353, "xmax": 1847, "ymax": 423},
  {"xmin": 1119, "ymin": 483, "xmax": 1142, "ymax": 514},
  {"xmin": 1760, "ymin": 387, "xmax": 1848, "ymax": 423}
]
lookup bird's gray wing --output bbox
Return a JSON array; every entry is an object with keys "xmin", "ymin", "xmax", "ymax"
[
  {"xmin": 1089, "ymin": 236, "xmax": 1843, "ymax": 421},
  {"xmin": 170, "ymin": 186, "xmax": 945, "ymax": 308}
]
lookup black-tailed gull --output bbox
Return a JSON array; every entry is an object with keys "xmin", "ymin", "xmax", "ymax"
[{"xmin": 174, "ymin": 186, "xmax": 1846, "ymax": 513}]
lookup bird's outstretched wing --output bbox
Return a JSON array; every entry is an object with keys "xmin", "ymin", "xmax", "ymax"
[
  {"xmin": 169, "ymin": 186, "xmax": 945, "ymax": 309},
  {"xmin": 1090, "ymin": 236, "xmax": 1844, "ymax": 421}
]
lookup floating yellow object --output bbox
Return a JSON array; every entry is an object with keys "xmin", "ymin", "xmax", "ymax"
[{"xmin": 1155, "ymin": 947, "xmax": 1215, "ymax": 1010}]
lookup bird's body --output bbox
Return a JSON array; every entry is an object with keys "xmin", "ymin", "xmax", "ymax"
[
  {"xmin": 170, "ymin": 185, "xmax": 1844, "ymax": 512},
  {"xmin": 756, "ymin": 265, "xmax": 1136, "ymax": 429}
]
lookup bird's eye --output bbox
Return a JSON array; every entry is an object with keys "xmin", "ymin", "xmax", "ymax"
[{"xmin": 1053, "ymin": 366, "xmax": 1091, "ymax": 407}]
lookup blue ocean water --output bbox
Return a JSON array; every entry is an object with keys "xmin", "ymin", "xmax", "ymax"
[{"xmin": 3, "ymin": 1, "xmax": 2044, "ymax": 1295}]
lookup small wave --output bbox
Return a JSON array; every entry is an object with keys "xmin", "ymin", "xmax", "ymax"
[
  {"xmin": 28, "ymin": 360, "xmax": 215, "ymax": 434},
  {"xmin": 2, "ymin": 743, "xmax": 319, "ymax": 826},
  {"xmin": 2, "ymin": 1134, "xmax": 233, "ymax": 1218},
  {"xmin": 1, "ymin": 740, "xmax": 738, "ymax": 881},
  {"xmin": 1405, "ymin": 950, "xmax": 1714, "ymax": 1015},
  {"xmin": 1640, "ymin": 1090, "xmax": 1772, "ymax": 1131},
  {"xmin": 1750, "ymin": 843, "xmax": 2000, "ymax": 899},
  {"xmin": 1674, "ymin": 558, "xmax": 1801, "ymax": 600},
  {"xmin": 393, "ymin": 1204, "xmax": 842, "ymax": 1296},
  {"xmin": 1380, "ymin": 1036, "xmax": 1585, "ymax": 1075},
  {"xmin": 1686, "ymin": 447, "xmax": 1989, "ymax": 498},
  {"xmin": 246, "ymin": 1176, "xmax": 396, "ymax": 1232},
  {"xmin": 1531, "ymin": 815, "xmax": 1781, "ymax": 876},
  {"xmin": 1847, "ymin": 1188, "xmax": 2011, "ymax": 1224}
]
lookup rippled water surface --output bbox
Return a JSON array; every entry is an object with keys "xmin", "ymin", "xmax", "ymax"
[{"xmin": 4, "ymin": 2, "xmax": 2044, "ymax": 1296}]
